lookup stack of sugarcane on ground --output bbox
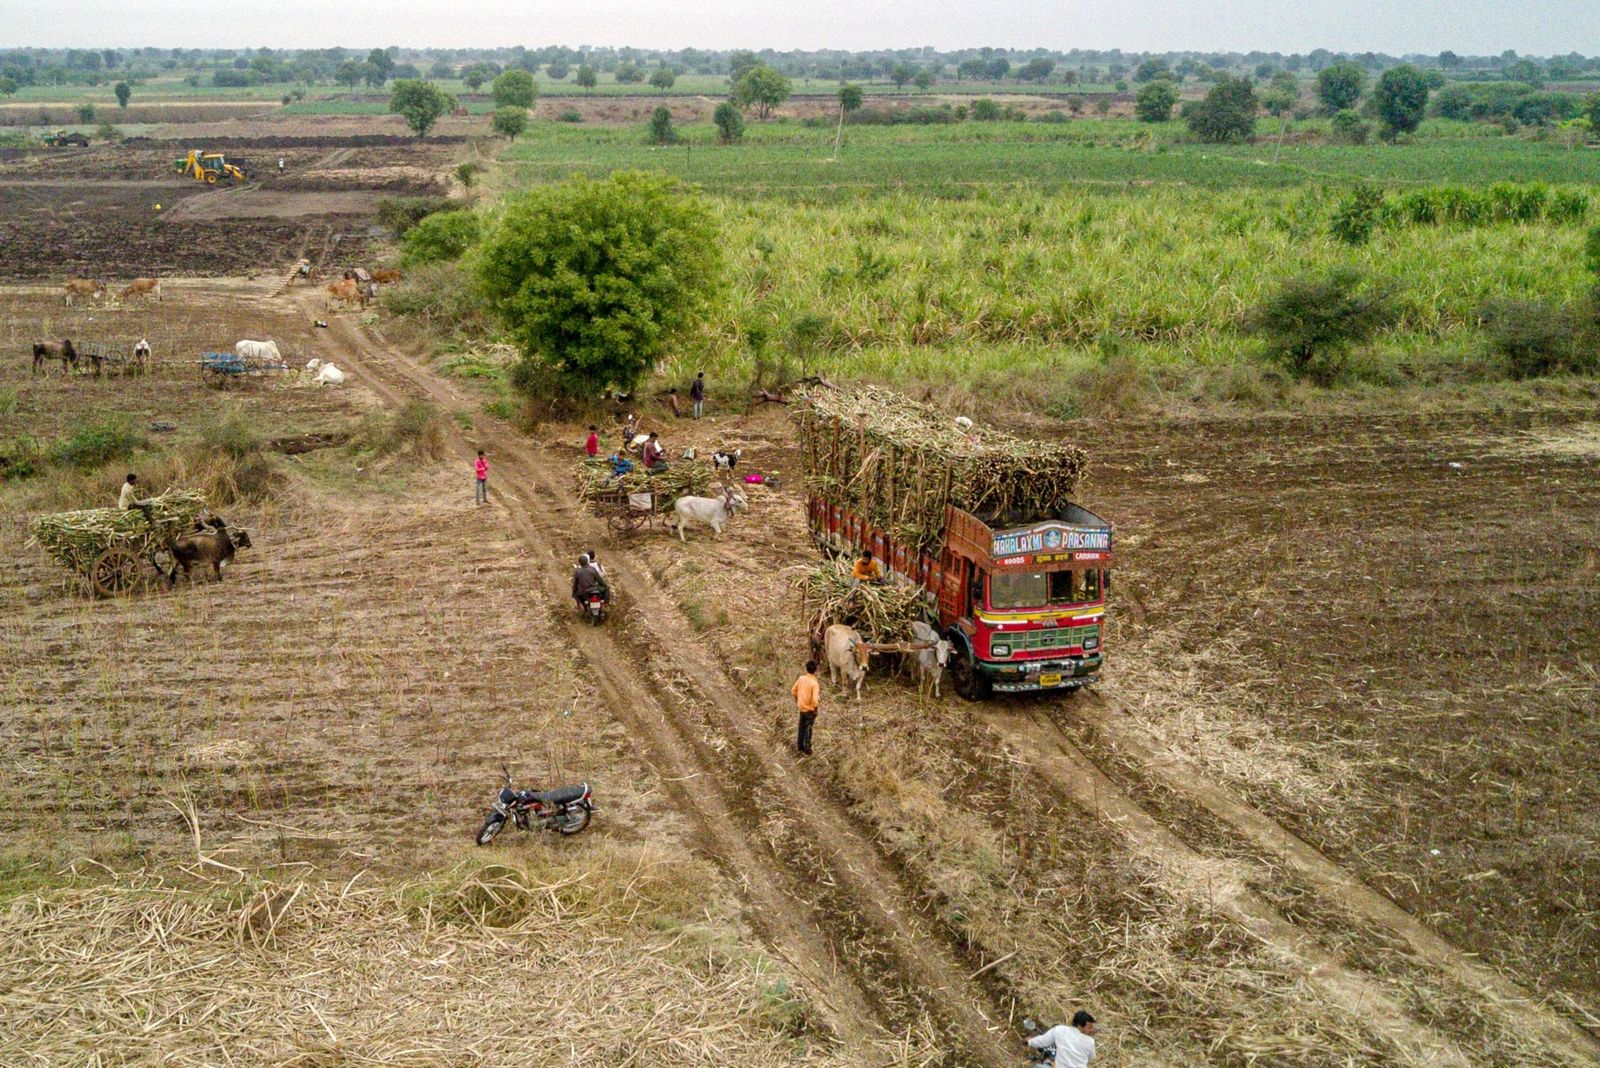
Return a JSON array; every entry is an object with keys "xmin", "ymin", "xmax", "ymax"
[
  {"xmin": 794, "ymin": 556, "xmax": 928, "ymax": 645},
  {"xmin": 574, "ymin": 459, "xmax": 712, "ymax": 513},
  {"xmin": 795, "ymin": 385, "xmax": 1088, "ymax": 553},
  {"xmin": 28, "ymin": 490, "xmax": 207, "ymax": 573}
]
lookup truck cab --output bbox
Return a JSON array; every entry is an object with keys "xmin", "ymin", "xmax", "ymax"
[{"xmin": 937, "ymin": 504, "xmax": 1113, "ymax": 698}]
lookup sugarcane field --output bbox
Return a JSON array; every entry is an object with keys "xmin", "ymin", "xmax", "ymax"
[{"xmin": 2, "ymin": 23, "xmax": 1599, "ymax": 1068}]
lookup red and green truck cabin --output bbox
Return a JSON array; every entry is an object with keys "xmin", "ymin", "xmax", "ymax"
[{"xmin": 807, "ymin": 496, "xmax": 1113, "ymax": 700}]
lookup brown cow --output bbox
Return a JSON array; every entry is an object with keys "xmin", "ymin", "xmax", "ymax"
[
  {"xmin": 371, "ymin": 269, "xmax": 403, "ymax": 284},
  {"xmin": 325, "ymin": 278, "xmax": 363, "ymax": 309},
  {"xmin": 119, "ymin": 277, "xmax": 162, "ymax": 303},
  {"xmin": 32, "ymin": 339, "xmax": 76, "ymax": 375},
  {"xmin": 64, "ymin": 278, "xmax": 105, "ymax": 306}
]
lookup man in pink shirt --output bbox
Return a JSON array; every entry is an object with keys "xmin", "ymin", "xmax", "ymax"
[{"xmin": 474, "ymin": 450, "xmax": 488, "ymax": 504}]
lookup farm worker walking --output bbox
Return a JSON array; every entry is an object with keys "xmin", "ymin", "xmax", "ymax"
[
  {"xmin": 474, "ymin": 450, "xmax": 488, "ymax": 504},
  {"xmin": 791, "ymin": 660, "xmax": 821, "ymax": 755},
  {"xmin": 852, "ymin": 549, "xmax": 883, "ymax": 583},
  {"xmin": 1028, "ymin": 1011, "xmax": 1097, "ymax": 1068},
  {"xmin": 690, "ymin": 371, "xmax": 706, "ymax": 419},
  {"xmin": 585, "ymin": 425, "xmax": 600, "ymax": 457},
  {"xmin": 277, "ymin": 157, "xmax": 285, "ymax": 174}
]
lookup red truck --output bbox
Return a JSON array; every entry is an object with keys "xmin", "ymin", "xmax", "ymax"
[{"xmin": 799, "ymin": 387, "xmax": 1113, "ymax": 700}]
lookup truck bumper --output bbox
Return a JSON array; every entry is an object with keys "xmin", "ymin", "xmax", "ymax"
[{"xmin": 983, "ymin": 657, "xmax": 1100, "ymax": 693}]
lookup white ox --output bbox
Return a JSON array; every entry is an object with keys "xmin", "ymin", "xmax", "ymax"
[
  {"xmin": 314, "ymin": 363, "xmax": 346, "ymax": 385},
  {"xmin": 824, "ymin": 623, "xmax": 872, "ymax": 702},
  {"xmin": 671, "ymin": 484, "xmax": 746, "ymax": 541},
  {"xmin": 910, "ymin": 621, "xmax": 952, "ymax": 699},
  {"xmin": 235, "ymin": 339, "xmax": 282, "ymax": 364}
]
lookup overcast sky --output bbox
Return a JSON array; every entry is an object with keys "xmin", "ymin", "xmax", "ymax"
[{"xmin": 6, "ymin": 0, "xmax": 1596, "ymax": 56}]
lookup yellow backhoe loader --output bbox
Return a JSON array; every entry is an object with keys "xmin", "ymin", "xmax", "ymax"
[{"xmin": 173, "ymin": 149, "xmax": 247, "ymax": 184}]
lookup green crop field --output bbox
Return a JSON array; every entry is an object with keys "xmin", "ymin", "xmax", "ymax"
[{"xmin": 484, "ymin": 118, "xmax": 1599, "ymax": 406}]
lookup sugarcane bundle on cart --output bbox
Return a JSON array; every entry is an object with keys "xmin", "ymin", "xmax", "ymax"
[
  {"xmin": 28, "ymin": 489, "xmax": 207, "ymax": 597},
  {"xmin": 575, "ymin": 458, "xmax": 713, "ymax": 534},
  {"xmin": 795, "ymin": 385, "xmax": 1088, "ymax": 553},
  {"xmin": 793, "ymin": 555, "xmax": 927, "ymax": 647}
]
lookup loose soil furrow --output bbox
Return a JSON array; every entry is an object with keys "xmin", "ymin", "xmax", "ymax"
[
  {"xmin": 985, "ymin": 708, "xmax": 1474, "ymax": 1068},
  {"xmin": 1059, "ymin": 692, "xmax": 1600, "ymax": 1063},
  {"xmin": 299, "ymin": 294, "xmax": 1016, "ymax": 1066}
]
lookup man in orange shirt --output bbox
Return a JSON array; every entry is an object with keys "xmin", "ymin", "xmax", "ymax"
[
  {"xmin": 851, "ymin": 549, "xmax": 883, "ymax": 583},
  {"xmin": 790, "ymin": 660, "xmax": 820, "ymax": 755}
]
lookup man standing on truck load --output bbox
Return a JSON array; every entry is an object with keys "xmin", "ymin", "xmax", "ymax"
[
  {"xmin": 851, "ymin": 549, "xmax": 883, "ymax": 583},
  {"xmin": 791, "ymin": 660, "xmax": 820, "ymax": 755}
]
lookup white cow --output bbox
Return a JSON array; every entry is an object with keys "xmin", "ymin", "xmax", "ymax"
[
  {"xmin": 671, "ymin": 484, "xmax": 746, "ymax": 541},
  {"xmin": 235, "ymin": 339, "xmax": 282, "ymax": 364},
  {"xmin": 824, "ymin": 623, "xmax": 872, "ymax": 701},
  {"xmin": 910, "ymin": 621, "xmax": 952, "ymax": 699},
  {"xmin": 304, "ymin": 358, "xmax": 322, "ymax": 372},
  {"xmin": 314, "ymin": 363, "xmax": 346, "ymax": 385}
]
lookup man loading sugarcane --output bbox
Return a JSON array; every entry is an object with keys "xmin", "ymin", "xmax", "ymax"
[{"xmin": 851, "ymin": 548, "xmax": 884, "ymax": 584}]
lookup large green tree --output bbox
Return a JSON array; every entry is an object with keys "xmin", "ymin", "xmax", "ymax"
[
  {"xmin": 114, "ymin": 80, "xmax": 131, "ymax": 108},
  {"xmin": 1134, "ymin": 79, "xmax": 1178, "ymax": 123},
  {"xmin": 491, "ymin": 68, "xmax": 536, "ymax": 109},
  {"xmin": 388, "ymin": 80, "xmax": 456, "ymax": 138},
  {"xmin": 491, "ymin": 105, "xmax": 528, "ymax": 139},
  {"xmin": 1182, "ymin": 75, "xmax": 1258, "ymax": 142},
  {"xmin": 1315, "ymin": 62, "xmax": 1366, "ymax": 113},
  {"xmin": 733, "ymin": 65, "xmax": 791, "ymax": 120},
  {"xmin": 474, "ymin": 172, "xmax": 722, "ymax": 398},
  {"xmin": 1374, "ymin": 64, "xmax": 1431, "ymax": 138}
]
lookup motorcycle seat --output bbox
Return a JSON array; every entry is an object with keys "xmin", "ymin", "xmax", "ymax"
[{"xmin": 533, "ymin": 783, "xmax": 588, "ymax": 806}]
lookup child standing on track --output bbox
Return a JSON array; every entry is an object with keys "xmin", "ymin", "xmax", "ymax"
[{"xmin": 474, "ymin": 450, "xmax": 488, "ymax": 504}]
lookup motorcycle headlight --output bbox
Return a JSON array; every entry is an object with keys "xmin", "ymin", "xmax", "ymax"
[{"xmin": 991, "ymin": 643, "xmax": 1010, "ymax": 658}]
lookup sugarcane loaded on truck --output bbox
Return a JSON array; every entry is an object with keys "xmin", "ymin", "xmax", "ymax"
[{"xmin": 795, "ymin": 385, "xmax": 1112, "ymax": 700}]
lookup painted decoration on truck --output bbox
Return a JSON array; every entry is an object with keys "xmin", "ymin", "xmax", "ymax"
[{"xmin": 991, "ymin": 522, "xmax": 1111, "ymax": 558}]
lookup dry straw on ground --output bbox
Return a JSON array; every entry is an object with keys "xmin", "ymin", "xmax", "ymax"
[
  {"xmin": 0, "ymin": 846, "xmax": 850, "ymax": 1067},
  {"xmin": 796, "ymin": 385, "xmax": 1088, "ymax": 551}
]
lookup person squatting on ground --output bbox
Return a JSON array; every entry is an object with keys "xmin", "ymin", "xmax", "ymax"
[
  {"xmin": 852, "ymin": 548, "xmax": 883, "ymax": 583},
  {"xmin": 642, "ymin": 432, "xmax": 668, "ymax": 473},
  {"xmin": 791, "ymin": 660, "xmax": 820, "ymax": 755},
  {"xmin": 1028, "ymin": 1011, "xmax": 1097, "ymax": 1068},
  {"xmin": 690, "ymin": 371, "xmax": 706, "ymax": 419},
  {"xmin": 474, "ymin": 450, "xmax": 488, "ymax": 504}
]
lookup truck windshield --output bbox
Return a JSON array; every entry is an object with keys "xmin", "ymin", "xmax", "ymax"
[{"xmin": 988, "ymin": 570, "xmax": 1101, "ymax": 610}]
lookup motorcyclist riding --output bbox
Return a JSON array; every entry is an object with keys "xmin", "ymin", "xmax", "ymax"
[
  {"xmin": 1027, "ymin": 1011, "xmax": 1097, "ymax": 1068},
  {"xmin": 572, "ymin": 553, "xmax": 606, "ymax": 613}
]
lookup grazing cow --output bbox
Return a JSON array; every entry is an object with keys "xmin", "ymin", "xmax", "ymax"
[
  {"xmin": 325, "ymin": 278, "xmax": 362, "ymax": 309},
  {"xmin": 712, "ymin": 448, "xmax": 742, "ymax": 472},
  {"xmin": 32, "ymin": 339, "xmax": 76, "ymax": 375},
  {"xmin": 371, "ymin": 269, "xmax": 403, "ymax": 284},
  {"xmin": 235, "ymin": 339, "xmax": 282, "ymax": 364},
  {"xmin": 119, "ymin": 278, "xmax": 162, "ymax": 303},
  {"xmin": 824, "ymin": 624, "xmax": 873, "ymax": 701},
  {"xmin": 168, "ymin": 517, "xmax": 252, "ymax": 584},
  {"xmin": 670, "ymin": 484, "xmax": 746, "ymax": 541},
  {"xmin": 64, "ymin": 278, "xmax": 105, "ymax": 306},
  {"xmin": 132, "ymin": 338, "xmax": 152, "ymax": 374},
  {"xmin": 910, "ymin": 621, "xmax": 953, "ymax": 699}
]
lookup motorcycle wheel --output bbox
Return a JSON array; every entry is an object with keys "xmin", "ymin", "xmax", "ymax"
[
  {"xmin": 556, "ymin": 807, "xmax": 592, "ymax": 836},
  {"xmin": 475, "ymin": 814, "xmax": 506, "ymax": 846}
]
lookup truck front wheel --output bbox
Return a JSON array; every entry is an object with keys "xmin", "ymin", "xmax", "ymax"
[{"xmin": 950, "ymin": 648, "xmax": 991, "ymax": 701}]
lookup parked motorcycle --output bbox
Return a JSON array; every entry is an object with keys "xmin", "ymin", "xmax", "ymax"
[{"xmin": 475, "ymin": 764, "xmax": 596, "ymax": 845}]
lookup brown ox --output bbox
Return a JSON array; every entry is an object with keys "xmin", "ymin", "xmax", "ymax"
[
  {"xmin": 119, "ymin": 277, "xmax": 162, "ymax": 303},
  {"xmin": 371, "ymin": 269, "xmax": 403, "ymax": 284},
  {"xmin": 32, "ymin": 339, "xmax": 77, "ymax": 375},
  {"xmin": 325, "ymin": 278, "xmax": 363, "ymax": 309},
  {"xmin": 64, "ymin": 278, "xmax": 105, "ymax": 306}
]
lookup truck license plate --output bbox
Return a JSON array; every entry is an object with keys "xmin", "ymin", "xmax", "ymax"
[{"xmin": 1038, "ymin": 673, "xmax": 1062, "ymax": 687}]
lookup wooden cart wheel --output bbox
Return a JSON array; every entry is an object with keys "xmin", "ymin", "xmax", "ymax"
[
  {"xmin": 607, "ymin": 508, "xmax": 638, "ymax": 536},
  {"xmin": 91, "ymin": 546, "xmax": 140, "ymax": 598}
]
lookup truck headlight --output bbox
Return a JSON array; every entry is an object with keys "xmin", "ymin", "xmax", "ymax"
[
  {"xmin": 990, "ymin": 644, "xmax": 1010, "ymax": 658},
  {"xmin": 1084, "ymin": 636, "xmax": 1099, "ymax": 650}
]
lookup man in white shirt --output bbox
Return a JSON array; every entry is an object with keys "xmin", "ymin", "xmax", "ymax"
[{"xmin": 1027, "ymin": 1010, "xmax": 1097, "ymax": 1068}]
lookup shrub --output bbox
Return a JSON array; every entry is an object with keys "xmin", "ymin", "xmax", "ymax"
[
  {"xmin": 1249, "ymin": 269, "xmax": 1397, "ymax": 385},
  {"xmin": 491, "ymin": 106, "xmax": 528, "ymax": 140},
  {"xmin": 51, "ymin": 416, "xmax": 143, "ymax": 470},
  {"xmin": 1134, "ymin": 80, "xmax": 1179, "ymax": 123},
  {"xmin": 356, "ymin": 399, "xmax": 446, "ymax": 460},
  {"xmin": 1586, "ymin": 224, "xmax": 1600, "ymax": 282},
  {"xmin": 401, "ymin": 210, "xmax": 481, "ymax": 267},
  {"xmin": 713, "ymin": 100, "xmax": 744, "ymax": 144},
  {"xmin": 381, "ymin": 262, "xmax": 490, "ymax": 343},
  {"xmin": 1182, "ymin": 76, "xmax": 1258, "ymax": 142},
  {"xmin": 1329, "ymin": 183, "xmax": 1386, "ymax": 245},
  {"xmin": 1479, "ymin": 299, "xmax": 1593, "ymax": 379},
  {"xmin": 375, "ymin": 196, "xmax": 454, "ymax": 238},
  {"xmin": 646, "ymin": 105, "xmax": 676, "ymax": 145},
  {"xmin": 188, "ymin": 411, "xmax": 282, "ymax": 503},
  {"xmin": 1329, "ymin": 109, "xmax": 1370, "ymax": 144},
  {"xmin": 969, "ymin": 98, "xmax": 1001, "ymax": 121},
  {"xmin": 557, "ymin": 109, "xmax": 583, "ymax": 123},
  {"xmin": 0, "ymin": 436, "xmax": 42, "ymax": 481},
  {"xmin": 474, "ymin": 171, "xmax": 721, "ymax": 399}
]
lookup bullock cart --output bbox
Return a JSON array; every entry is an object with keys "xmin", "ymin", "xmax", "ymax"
[
  {"xmin": 591, "ymin": 485, "xmax": 668, "ymax": 537},
  {"xmin": 28, "ymin": 490, "xmax": 207, "ymax": 597},
  {"xmin": 78, "ymin": 340, "xmax": 151, "ymax": 377},
  {"xmin": 199, "ymin": 350, "xmax": 288, "ymax": 387}
]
